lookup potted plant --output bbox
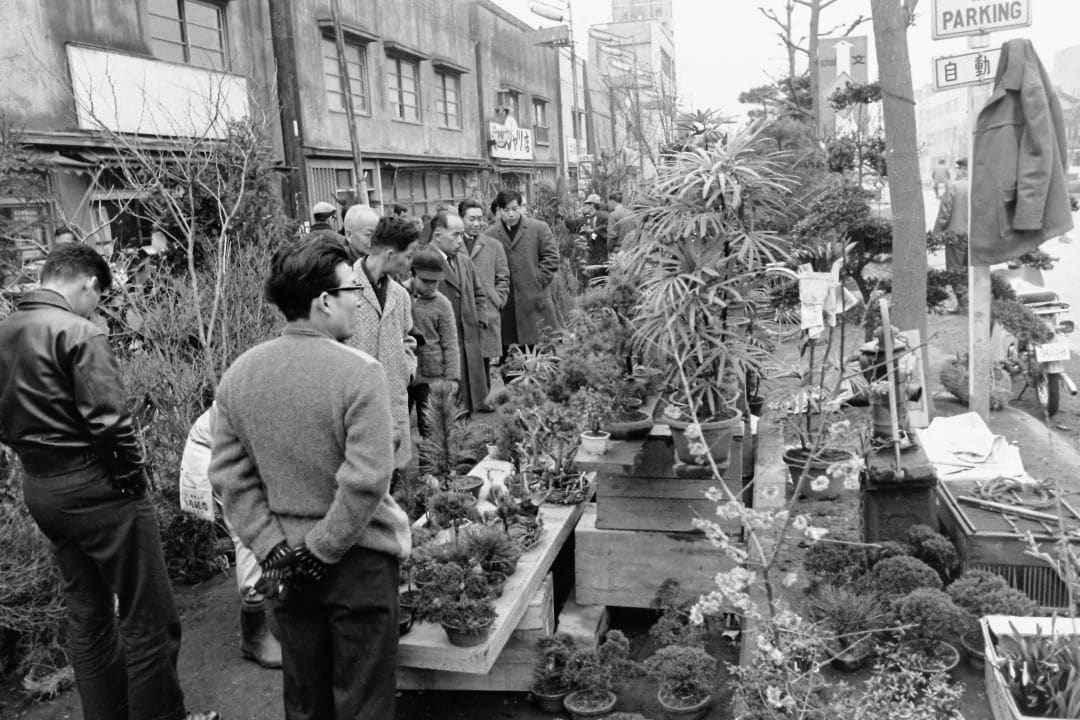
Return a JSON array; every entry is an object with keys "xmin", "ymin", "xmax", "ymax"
[
  {"xmin": 532, "ymin": 633, "xmax": 578, "ymax": 713},
  {"xmin": 436, "ymin": 595, "xmax": 497, "ymax": 647},
  {"xmin": 989, "ymin": 617, "xmax": 1080, "ymax": 719},
  {"xmin": 861, "ymin": 555, "xmax": 942, "ymax": 598},
  {"xmin": 624, "ymin": 125, "xmax": 796, "ymax": 471},
  {"xmin": 804, "ymin": 584, "xmax": 889, "ymax": 671},
  {"xmin": 946, "ymin": 569, "xmax": 1037, "ymax": 669},
  {"xmin": 564, "ymin": 629, "xmax": 635, "ymax": 719},
  {"xmin": 854, "ymin": 644, "xmax": 965, "ymax": 720},
  {"xmin": 643, "ymin": 645, "xmax": 716, "ymax": 720},
  {"xmin": 411, "ymin": 562, "xmax": 497, "ymax": 647},
  {"xmin": 426, "ymin": 490, "xmax": 478, "ymax": 535},
  {"xmin": 574, "ymin": 387, "xmax": 615, "ymax": 455},
  {"xmin": 464, "ymin": 524, "xmax": 522, "ymax": 577},
  {"xmin": 894, "ymin": 588, "xmax": 966, "ymax": 675},
  {"xmin": 602, "ymin": 377, "xmax": 655, "ymax": 440},
  {"xmin": 420, "ymin": 380, "xmax": 482, "ymax": 494}
]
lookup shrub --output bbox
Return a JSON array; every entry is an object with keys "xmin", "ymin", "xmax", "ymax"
[
  {"xmin": 905, "ymin": 525, "xmax": 959, "ymax": 582},
  {"xmin": 643, "ymin": 645, "xmax": 716, "ymax": 706},
  {"xmin": 895, "ymin": 588, "xmax": 968, "ymax": 648},
  {"xmin": 649, "ymin": 579, "xmax": 705, "ymax": 648},
  {"xmin": 804, "ymin": 542, "xmax": 870, "ymax": 586},
  {"xmin": 868, "ymin": 540, "xmax": 912, "ymax": 566},
  {"xmin": 946, "ymin": 569, "xmax": 1038, "ymax": 617},
  {"xmin": 805, "ymin": 585, "xmax": 889, "ymax": 646},
  {"xmin": 533, "ymin": 633, "xmax": 577, "ymax": 694},
  {"xmin": 565, "ymin": 629, "xmax": 637, "ymax": 703},
  {"xmin": 864, "ymin": 555, "xmax": 942, "ymax": 597},
  {"xmin": 464, "ymin": 525, "xmax": 521, "ymax": 575}
]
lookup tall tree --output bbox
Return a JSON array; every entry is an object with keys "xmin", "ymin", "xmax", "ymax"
[{"xmin": 870, "ymin": 0, "xmax": 930, "ymax": 404}]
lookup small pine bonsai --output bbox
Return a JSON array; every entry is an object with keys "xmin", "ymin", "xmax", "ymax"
[
  {"xmin": 533, "ymin": 633, "xmax": 577, "ymax": 695},
  {"xmin": 565, "ymin": 630, "xmax": 637, "ymax": 706},
  {"xmin": 649, "ymin": 579, "xmax": 705, "ymax": 648},
  {"xmin": 464, "ymin": 525, "xmax": 521, "ymax": 575},
  {"xmin": 643, "ymin": 645, "xmax": 716, "ymax": 708},
  {"xmin": 420, "ymin": 380, "xmax": 471, "ymax": 483}
]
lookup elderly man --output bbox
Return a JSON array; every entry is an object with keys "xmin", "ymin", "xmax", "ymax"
[
  {"xmin": 429, "ymin": 210, "xmax": 488, "ymax": 413},
  {"xmin": 211, "ymin": 236, "xmax": 409, "ymax": 720},
  {"xmin": 459, "ymin": 197, "xmax": 509, "ymax": 389},
  {"xmin": 0, "ymin": 243, "xmax": 217, "ymax": 720},
  {"xmin": 348, "ymin": 216, "xmax": 419, "ymax": 470},
  {"xmin": 343, "ymin": 203, "xmax": 381, "ymax": 262}
]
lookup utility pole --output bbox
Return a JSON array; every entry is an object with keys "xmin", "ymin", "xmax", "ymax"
[{"xmin": 330, "ymin": 0, "xmax": 369, "ymax": 205}]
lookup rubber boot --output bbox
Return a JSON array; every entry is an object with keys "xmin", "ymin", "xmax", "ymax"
[{"xmin": 240, "ymin": 600, "xmax": 282, "ymax": 669}]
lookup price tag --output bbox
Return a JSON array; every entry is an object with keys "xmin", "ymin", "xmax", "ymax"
[
  {"xmin": 1035, "ymin": 342, "xmax": 1070, "ymax": 363},
  {"xmin": 179, "ymin": 467, "xmax": 216, "ymax": 522}
]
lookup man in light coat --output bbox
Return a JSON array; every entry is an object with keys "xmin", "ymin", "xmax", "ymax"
[
  {"xmin": 483, "ymin": 189, "xmax": 561, "ymax": 361},
  {"xmin": 343, "ymin": 204, "xmax": 380, "ymax": 263},
  {"xmin": 347, "ymin": 216, "xmax": 419, "ymax": 469},
  {"xmin": 459, "ymin": 197, "xmax": 509, "ymax": 386},
  {"xmin": 429, "ymin": 210, "xmax": 489, "ymax": 413}
]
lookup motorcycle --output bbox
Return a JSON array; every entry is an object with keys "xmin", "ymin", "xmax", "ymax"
[{"xmin": 996, "ymin": 266, "xmax": 1076, "ymax": 417}]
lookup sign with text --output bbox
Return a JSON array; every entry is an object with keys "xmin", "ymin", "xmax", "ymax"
[
  {"xmin": 933, "ymin": 47, "xmax": 1001, "ymax": 90},
  {"xmin": 932, "ymin": 0, "xmax": 1030, "ymax": 40},
  {"xmin": 489, "ymin": 122, "xmax": 533, "ymax": 160}
]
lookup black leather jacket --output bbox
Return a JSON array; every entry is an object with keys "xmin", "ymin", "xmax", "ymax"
[{"xmin": 0, "ymin": 289, "xmax": 144, "ymax": 478}]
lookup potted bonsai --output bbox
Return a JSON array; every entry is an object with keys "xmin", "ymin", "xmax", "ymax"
[
  {"xmin": 464, "ymin": 524, "xmax": 522, "ymax": 577},
  {"xmin": 574, "ymin": 387, "xmax": 614, "ymax": 455},
  {"xmin": 412, "ymin": 562, "xmax": 497, "ymax": 647},
  {"xmin": 643, "ymin": 645, "xmax": 716, "ymax": 720},
  {"xmin": 426, "ymin": 490, "xmax": 478, "ymax": 536},
  {"xmin": 804, "ymin": 584, "xmax": 889, "ymax": 671},
  {"xmin": 435, "ymin": 595, "xmax": 497, "ymax": 647},
  {"xmin": 564, "ymin": 629, "xmax": 635, "ymax": 719},
  {"xmin": 420, "ymin": 380, "xmax": 483, "ymax": 496},
  {"xmin": 602, "ymin": 377, "xmax": 655, "ymax": 440},
  {"xmin": 894, "ymin": 588, "xmax": 966, "ymax": 674},
  {"xmin": 624, "ymin": 124, "xmax": 797, "ymax": 471},
  {"xmin": 945, "ymin": 569, "xmax": 1037, "ymax": 669},
  {"xmin": 531, "ymin": 633, "xmax": 578, "ymax": 713}
]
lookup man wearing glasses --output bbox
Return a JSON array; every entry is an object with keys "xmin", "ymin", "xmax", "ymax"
[{"xmin": 210, "ymin": 236, "xmax": 410, "ymax": 719}]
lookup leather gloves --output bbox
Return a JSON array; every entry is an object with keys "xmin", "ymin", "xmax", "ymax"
[{"xmin": 255, "ymin": 543, "xmax": 330, "ymax": 600}]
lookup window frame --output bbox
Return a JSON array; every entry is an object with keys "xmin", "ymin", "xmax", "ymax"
[
  {"xmin": 387, "ymin": 55, "xmax": 422, "ymax": 123},
  {"xmin": 321, "ymin": 35, "xmax": 371, "ymax": 116},
  {"xmin": 434, "ymin": 69, "xmax": 461, "ymax": 129},
  {"xmin": 532, "ymin": 98, "xmax": 550, "ymax": 146},
  {"xmin": 148, "ymin": 0, "xmax": 229, "ymax": 71}
]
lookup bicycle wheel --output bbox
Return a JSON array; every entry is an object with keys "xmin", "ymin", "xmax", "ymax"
[
  {"xmin": 750, "ymin": 267, "xmax": 801, "ymax": 341},
  {"xmin": 1032, "ymin": 366, "xmax": 1061, "ymax": 417}
]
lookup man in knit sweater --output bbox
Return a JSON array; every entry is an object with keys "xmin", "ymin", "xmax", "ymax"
[{"xmin": 210, "ymin": 237, "xmax": 410, "ymax": 720}]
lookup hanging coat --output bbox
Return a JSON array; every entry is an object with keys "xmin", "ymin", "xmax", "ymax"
[
  {"xmin": 468, "ymin": 234, "xmax": 510, "ymax": 359},
  {"xmin": 483, "ymin": 216, "xmax": 561, "ymax": 347},
  {"xmin": 438, "ymin": 252, "xmax": 489, "ymax": 412},
  {"xmin": 971, "ymin": 38, "xmax": 1074, "ymax": 264},
  {"xmin": 347, "ymin": 262, "xmax": 416, "ymax": 468}
]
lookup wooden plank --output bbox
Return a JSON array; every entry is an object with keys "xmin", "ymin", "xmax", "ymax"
[
  {"xmin": 397, "ymin": 484, "xmax": 593, "ymax": 674},
  {"xmin": 596, "ymin": 475, "xmax": 738, "ymax": 533},
  {"xmin": 574, "ymin": 505, "xmax": 737, "ymax": 608}
]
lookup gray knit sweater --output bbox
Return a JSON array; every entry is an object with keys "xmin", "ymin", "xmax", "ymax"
[{"xmin": 209, "ymin": 326, "xmax": 411, "ymax": 564}]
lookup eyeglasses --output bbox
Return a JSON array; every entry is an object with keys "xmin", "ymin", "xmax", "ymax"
[{"xmin": 324, "ymin": 284, "xmax": 364, "ymax": 295}]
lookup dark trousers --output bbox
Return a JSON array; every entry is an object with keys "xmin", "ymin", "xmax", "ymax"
[
  {"xmin": 273, "ymin": 546, "xmax": 399, "ymax": 720},
  {"xmin": 22, "ymin": 463, "xmax": 185, "ymax": 720},
  {"xmin": 408, "ymin": 381, "xmax": 431, "ymax": 437}
]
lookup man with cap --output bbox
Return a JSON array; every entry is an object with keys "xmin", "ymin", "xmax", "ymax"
[
  {"xmin": 933, "ymin": 158, "xmax": 970, "ymax": 270},
  {"xmin": 565, "ymin": 193, "xmax": 610, "ymax": 265},
  {"xmin": 310, "ymin": 201, "xmax": 338, "ymax": 232},
  {"xmin": 406, "ymin": 248, "xmax": 460, "ymax": 435}
]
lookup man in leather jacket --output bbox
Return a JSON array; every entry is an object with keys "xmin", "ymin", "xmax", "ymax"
[{"xmin": 0, "ymin": 243, "xmax": 217, "ymax": 720}]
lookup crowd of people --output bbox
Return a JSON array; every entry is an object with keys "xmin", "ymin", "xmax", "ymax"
[{"xmin": 0, "ymin": 188, "xmax": 631, "ymax": 720}]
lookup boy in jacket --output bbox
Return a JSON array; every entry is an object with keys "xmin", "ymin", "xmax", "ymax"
[{"xmin": 407, "ymin": 248, "xmax": 461, "ymax": 436}]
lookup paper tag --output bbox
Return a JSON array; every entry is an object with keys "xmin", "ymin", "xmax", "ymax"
[{"xmin": 178, "ymin": 469, "xmax": 215, "ymax": 522}]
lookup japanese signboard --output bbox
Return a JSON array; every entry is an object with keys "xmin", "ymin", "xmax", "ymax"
[
  {"xmin": 489, "ymin": 116, "xmax": 533, "ymax": 160},
  {"xmin": 931, "ymin": 0, "xmax": 1030, "ymax": 40},
  {"xmin": 932, "ymin": 47, "xmax": 1001, "ymax": 90}
]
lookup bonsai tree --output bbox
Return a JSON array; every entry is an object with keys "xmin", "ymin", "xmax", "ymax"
[
  {"xmin": 861, "ymin": 555, "xmax": 942, "ymax": 598},
  {"xmin": 532, "ymin": 633, "xmax": 578, "ymax": 695},
  {"xmin": 894, "ymin": 588, "xmax": 968, "ymax": 655},
  {"xmin": 564, "ymin": 629, "xmax": 637, "ymax": 708},
  {"xmin": 946, "ymin": 569, "xmax": 1038, "ymax": 618},
  {"xmin": 464, "ymin": 525, "xmax": 522, "ymax": 576},
  {"xmin": 427, "ymin": 490, "xmax": 477, "ymax": 534},
  {"xmin": 906, "ymin": 525, "xmax": 960, "ymax": 583},
  {"xmin": 804, "ymin": 542, "xmax": 870, "ymax": 588},
  {"xmin": 649, "ymin": 579, "xmax": 705, "ymax": 649},
  {"xmin": 434, "ymin": 595, "xmax": 496, "ymax": 634},
  {"xmin": 419, "ymin": 380, "xmax": 471, "ymax": 483},
  {"xmin": 571, "ymin": 387, "xmax": 616, "ymax": 436},
  {"xmin": 643, "ymin": 645, "xmax": 716, "ymax": 710},
  {"xmin": 804, "ymin": 584, "xmax": 889, "ymax": 658}
]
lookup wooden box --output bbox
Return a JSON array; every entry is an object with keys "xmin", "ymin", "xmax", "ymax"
[
  {"xmin": 397, "ymin": 575, "xmax": 553, "ymax": 692},
  {"xmin": 982, "ymin": 615, "xmax": 1080, "ymax": 720},
  {"xmin": 574, "ymin": 504, "xmax": 738, "ymax": 608}
]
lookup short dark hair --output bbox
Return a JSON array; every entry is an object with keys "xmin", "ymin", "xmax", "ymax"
[
  {"xmin": 264, "ymin": 236, "xmax": 350, "ymax": 321},
  {"xmin": 391, "ymin": 204, "xmax": 408, "ymax": 217},
  {"xmin": 369, "ymin": 216, "xmax": 420, "ymax": 252},
  {"xmin": 458, "ymin": 198, "xmax": 485, "ymax": 217},
  {"xmin": 608, "ymin": 191, "xmax": 623, "ymax": 203},
  {"xmin": 41, "ymin": 242, "xmax": 112, "ymax": 291},
  {"xmin": 490, "ymin": 189, "xmax": 522, "ymax": 215}
]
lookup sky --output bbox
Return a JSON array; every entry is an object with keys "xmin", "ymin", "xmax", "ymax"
[{"xmin": 493, "ymin": 0, "xmax": 1080, "ymax": 118}]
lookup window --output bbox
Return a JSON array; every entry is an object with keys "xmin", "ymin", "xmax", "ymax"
[
  {"xmin": 148, "ymin": 0, "xmax": 227, "ymax": 70},
  {"xmin": 435, "ymin": 71, "xmax": 461, "ymax": 128},
  {"xmin": 322, "ymin": 37, "xmax": 370, "ymax": 114},
  {"xmin": 532, "ymin": 99, "xmax": 549, "ymax": 145},
  {"xmin": 387, "ymin": 56, "xmax": 421, "ymax": 122},
  {"xmin": 496, "ymin": 90, "xmax": 520, "ymax": 121}
]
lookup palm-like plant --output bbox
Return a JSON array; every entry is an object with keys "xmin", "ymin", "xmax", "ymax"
[{"xmin": 625, "ymin": 122, "xmax": 797, "ymax": 420}]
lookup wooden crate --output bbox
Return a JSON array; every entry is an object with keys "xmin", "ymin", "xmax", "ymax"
[
  {"xmin": 937, "ymin": 480, "xmax": 1075, "ymax": 609},
  {"xmin": 397, "ymin": 576, "xmax": 553, "ymax": 691},
  {"xmin": 574, "ymin": 504, "xmax": 738, "ymax": 608},
  {"xmin": 597, "ymin": 473, "xmax": 742, "ymax": 534},
  {"xmin": 982, "ymin": 615, "xmax": 1080, "ymax": 720}
]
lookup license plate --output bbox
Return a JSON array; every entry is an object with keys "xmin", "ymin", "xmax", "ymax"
[{"xmin": 1035, "ymin": 342, "xmax": 1070, "ymax": 362}]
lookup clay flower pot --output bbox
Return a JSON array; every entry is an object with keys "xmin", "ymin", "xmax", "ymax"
[
  {"xmin": 563, "ymin": 689, "xmax": 617, "ymax": 720},
  {"xmin": 666, "ymin": 408, "xmax": 741, "ymax": 468},
  {"xmin": 657, "ymin": 686, "xmax": 712, "ymax": 720},
  {"xmin": 441, "ymin": 618, "xmax": 494, "ymax": 647},
  {"xmin": 580, "ymin": 430, "xmax": 611, "ymax": 455},
  {"xmin": 531, "ymin": 683, "xmax": 572, "ymax": 714}
]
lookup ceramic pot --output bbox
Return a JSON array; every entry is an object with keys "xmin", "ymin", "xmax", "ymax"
[
  {"xmin": 451, "ymin": 475, "xmax": 484, "ymax": 498},
  {"xmin": 781, "ymin": 447, "xmax": 855, "ymax": 500},
  {"xmin": 666, "ymin": 408, "xmax": 741, "ymax": 468},
  {"xmin": 960, "ymin": 630, "xmax": 985, "ymax": 671},
  {"xmin": 563, "ymin": 689, "xmax": 617, "ymax": 720},
  {"xmin": 657, "ymin": 687, "xmax": 711, "ymax": 720},
  {"xmin": 531, "ymin": 683, "xmax": 572, "ymax": 714},
  {"xmin": 580, "ymin": 430, "xmax": 611, "ymax": 455},
  {"xmin": 830, "ymin": 639, "xmax": 873, "ymax": 672},
  {"xmin": 398, "ymin": 609, "xmax": 414, "ymax": 637},
  {"xmin": 603, "ymin": 410, "xmax": 654, "ymax": 440},
  {"xmin": 901, "ymin": 640, "xmax": 961, "ymax": 676},
  {"xmin": 441, "ymin": 619, "xmax": 494, "ymax": 647}
]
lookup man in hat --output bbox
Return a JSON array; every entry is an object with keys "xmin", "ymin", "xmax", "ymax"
[
  {"xmin": 934, "ymin": 158, "xmax": 970, "ymax": 270},
  {"xmin": 310, "ymin": 201, "xmax": 339, "ymax": 233},
  {"xmin": 565, "ymin": 193, "xmax": 609, "ymax": 265}
]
